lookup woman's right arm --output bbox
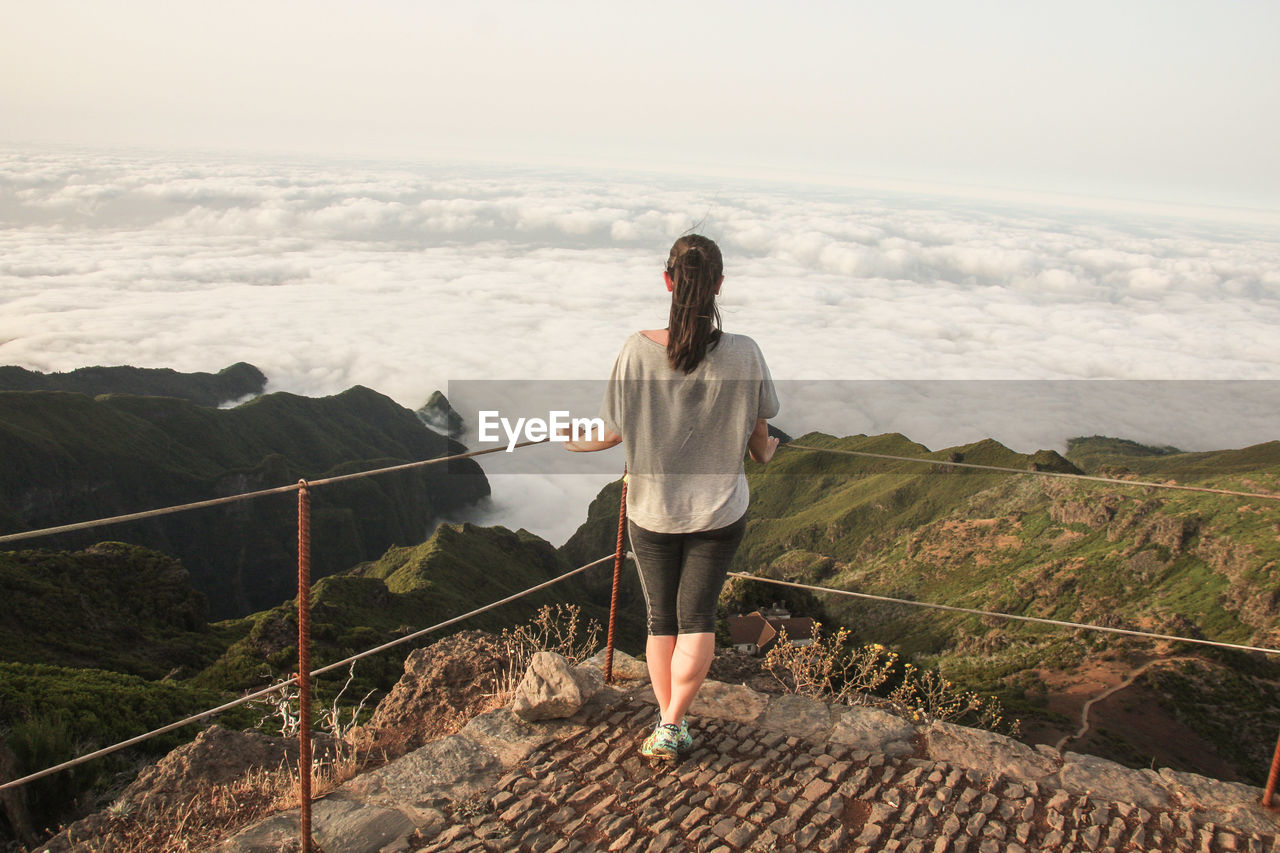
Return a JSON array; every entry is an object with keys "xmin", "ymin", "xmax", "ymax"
[
  {"xmin": 747, "ymin": 418, "xmax": 780, "ymax": 464},
  {"xmin": 563, "ymin": 428, "xmax": 622, "ymax": 452}
]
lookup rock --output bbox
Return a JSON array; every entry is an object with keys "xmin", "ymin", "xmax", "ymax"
[
  {"xmin": 1159, "ymin": 767, "xmax": 1263, "ymax": 813},
  {"xmin": 416, "ymin": 390, "xmax": 465, "ymax": 437},
  {"xmin": 511, "ymin": 652, "xmax": 601, "ymax": 722},
  {"xmin": 760, "ymin": 694, "xmax": 833, "ymax": 741},
  {"xmin": 44, "ymin": 724, "xmax": 329, "ymax": 851},
  {"xmin": 925, "ymin": 721, "xmax": 1058, "ymax": 783},
  {"xmin": 1218, "ymin": 805, "xmax": 1280, "ymax": 837},
  {"xmin": 354, "ymin": 630, "xmax": 509, "ymax": 759},
  {"xmin": 311, "ymin": 795, "xmax": 416, "ymax": 853},
  {"xmin": 461, "ymin": 708, "xmax": 562, "ymax": 767},
  {"xmin": 1057, "ymin": 751, "xmax": 1171, "ymax": 810},
  {"xmin": 689, "ymin": 680, "xmax": 769, "ymax": 724},
  {"xmin": 584, "ymin": 647, "xmax": 650, "ymax": 682},
  {"xmin": 342, "ymin": 733, "xmax": 500, "ymax": 804},
  {"xmin": 122, "ymin": 726, "xmax": 328, "ymax": 812},
  {"xmin": 829, "ymin": 705, "xmax": 916, "ymax": 756},
  {"xmin": 216, "ymin": 812, "xmax": 301, "ymax": 852}
]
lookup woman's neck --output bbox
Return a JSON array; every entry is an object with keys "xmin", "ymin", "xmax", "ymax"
[{"xmin": 641, "ymin": 329, "xmax": 669, "ymax": 345}]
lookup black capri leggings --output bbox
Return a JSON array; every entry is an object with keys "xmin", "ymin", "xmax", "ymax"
[{"xmin": 628, "ymin": 513, "xmax": 747, "ymax": 636}]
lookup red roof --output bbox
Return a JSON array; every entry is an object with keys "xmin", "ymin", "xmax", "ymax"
[
  {"xmin": 728, "ymin": 612, "xmax": 815, "ymax": 648},
  {"xmin": 729, "ymin": 612, "xmax": 776, "ymax": 647}
]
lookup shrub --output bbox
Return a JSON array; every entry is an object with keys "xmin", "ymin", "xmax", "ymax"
[
  {"xmin": 490, "ymin": 604, "xmax": 602, "ymax": 702},
  {"xmin": 762, "ymin": 624, "xmax": 1019, "ymax": 737}
]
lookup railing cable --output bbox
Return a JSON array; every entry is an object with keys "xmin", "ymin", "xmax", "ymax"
[
  {"xmin": 0, "ymin": 553, "xmax": 613, "ymax": 793},
  {"xmin": 0, "ymin": 439, "xmax": 548, "ymax": 546},
  {"xmin": 728, "ymin": 572, "xmax": 1280, "ymax": 657}
]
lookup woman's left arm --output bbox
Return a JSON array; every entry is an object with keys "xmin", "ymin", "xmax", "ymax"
[{"xmin": 747, "ymin": 418, "xmax": 780, "ymax": 464}]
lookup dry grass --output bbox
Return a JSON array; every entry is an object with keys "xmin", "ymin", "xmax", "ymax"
[
  {"xmin": 487, "ymin": 604, "xmax": 602, "ymax": 705},
  {"xmin": 762, "ymin": 623, "xmax": 898, "ymax": 705},
  {"xmin": 62, "ymin": 741, "xmax": 374, "ymax": 853},
  {"xmin": 48, "ymin": 622, "xmax": 592, "ymax": 852},
  {"xmin": 58, "ymin": 663, "xmax": 380, "ymax": 852},
  {"xmin": 763, "ymin": 625, "xmax": 1020, "ymax": 737},
  {"xmin": 64, "ymin": 763, "xmax": 293, "ymax": 852}
]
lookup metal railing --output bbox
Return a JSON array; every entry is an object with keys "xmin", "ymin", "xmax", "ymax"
[{"xmin": 0, "ymin": 437, "xmax": 631, "ymax": 853}]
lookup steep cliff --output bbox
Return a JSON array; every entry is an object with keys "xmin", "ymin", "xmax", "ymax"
[{"xmin": 0, "ymin": 385, "xmax": 489, "ymax": 617}]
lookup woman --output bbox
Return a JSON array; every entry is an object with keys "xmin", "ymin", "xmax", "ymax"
[{"xmin": 565, "ymin": 234, "xmax": 780, "ymax": 760}]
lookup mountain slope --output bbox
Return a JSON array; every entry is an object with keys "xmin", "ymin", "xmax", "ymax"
[
  {"xmin": 192, "ymin": 522, "xmax": 617, "ymax": 700},
  {"xmin": 0, "ymin": 386, "xmax": 489, "ymax": 617},
  {"xmin": 0, "ymin": 543, "xmax": 219, "ymax": 679},
  {"xmin": 561, "ymin": 430, "xmax": 1280, "ymax": 781},
  {"xmin": 0, "ymin": 362, "xmax": 265, "ymax": 406}
]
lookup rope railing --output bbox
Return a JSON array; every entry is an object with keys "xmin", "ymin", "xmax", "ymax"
[
  {"xmin": 726, "ymin": 572, "xmax": 1280, "ymax": 657},
  {"xmin": 0, "ymin": 553, "xmax": 615, "ymax": 794},
  {"xmin": 0, "ymin": 439, "xmax": 547, "ymax": 546}
]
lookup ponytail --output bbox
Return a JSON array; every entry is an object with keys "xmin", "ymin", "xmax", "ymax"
[{"xmin": 665, "ymin": 234, "xmax": 724, "ymax": 373}]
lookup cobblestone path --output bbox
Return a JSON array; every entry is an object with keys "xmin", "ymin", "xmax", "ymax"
[{"xmin": 410, "ymin": 699, "xmax": 1277, "ymax": 853}]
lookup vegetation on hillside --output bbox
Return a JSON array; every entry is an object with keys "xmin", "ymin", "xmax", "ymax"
[
  {"xmin": 561, "ymin": 430, "xmax": 1280, "ymax": 782},
  {"xmin": 0, "ymin": 662, "xmax": 254, "ymax": 839},
  {"xmin": 0, "ymin": 544, "xmax": 221, "ymax": 679},
  {"xmin": 742, "ymin": 432, "xmax": 1280, "ymax": 780},
  {"xmin": 0, "ymin": 385, "xmax": 489, "ymax": 617},
  {"xmin": 192, "ymin": 522, "xmax": 614, "ymax": 703},
  {"xmin": 0, "ymin": 521, "xmax": 620, "ymax": 844}
]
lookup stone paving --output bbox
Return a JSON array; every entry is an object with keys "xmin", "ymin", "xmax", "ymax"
[{"xmin": 218, "ymin": 652, "xmax": 1280, "ymax": 853}]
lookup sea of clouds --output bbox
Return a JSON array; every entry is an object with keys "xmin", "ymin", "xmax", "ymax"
[{"xmin": 3, "ymin": 146, "xmax": 1279, "ymax": 543}]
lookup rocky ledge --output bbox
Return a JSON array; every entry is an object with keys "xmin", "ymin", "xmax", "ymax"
[{"xmin": 217, "ymin": 649, "xmax": 1280, "ymax": 853}]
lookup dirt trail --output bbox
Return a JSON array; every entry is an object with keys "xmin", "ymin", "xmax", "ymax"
[{"xmin": 1055, "ymin": 655, "xmax": 1198, "ymax": 751}]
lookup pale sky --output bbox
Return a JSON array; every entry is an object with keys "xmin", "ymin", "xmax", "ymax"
[{"xmin": 3, "ymin": 1, "xmax": 1278, "ymax": 209}]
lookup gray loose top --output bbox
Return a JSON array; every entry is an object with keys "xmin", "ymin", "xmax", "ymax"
[{"xmin": 599, "ymin": 331, "xmax": 780, "ymax": 533}]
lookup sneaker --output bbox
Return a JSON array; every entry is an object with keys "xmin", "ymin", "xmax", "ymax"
[
  {"xmin": 651, "ymin": 713, "xmax": 695, "ymax": 754},
  {"xmin": 640, "ymin": 723, "xmax": 681, "ymax": 760},
  {"xmin": 676, "ymin": 719, "xmax": 694, "ymax": 754}
]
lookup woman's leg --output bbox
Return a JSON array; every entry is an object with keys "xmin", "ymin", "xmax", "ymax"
[
  {"xmin": 666, "ymin": 514, "xmax": 747, "ymax": 726},
  {"xmin": 628, "ymin": 520, "xmax": 683, "ymax": 718},
  {"xmin": 665, "ymin": 632, "xmax": 716, "ymax": 725},
  {"xmin": 646, "ymin": 634, "xmax": 677, "ymax": 712}
]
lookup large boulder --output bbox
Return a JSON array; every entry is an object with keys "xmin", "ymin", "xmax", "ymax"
[
  {"xmin": 353, "ymin": 631, "xmax": 510, "ymax": 759},
  {"xmin": 511, "ymin": 652, "xmax": 603, "ymax": 722}
]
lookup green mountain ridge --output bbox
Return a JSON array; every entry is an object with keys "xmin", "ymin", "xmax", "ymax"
[
  {"xmin": 192, "ymin": 521, "xmax": 625, "ymax": 697},
  {"xmin": 0, "ymin": 385, "xmax": 490, "ymax": 617},
  {"xmin": 0, "ymin": 362, "xmax": 266, "ymax": 406},
  {"xmin": 0, "ymin": 543, "xmax": 219, "ymax": 680}
]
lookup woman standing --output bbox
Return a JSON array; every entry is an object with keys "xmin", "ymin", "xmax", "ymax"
[{"xmin": 565, "ymin": 234, "xmax": 780, "ymax": 760}]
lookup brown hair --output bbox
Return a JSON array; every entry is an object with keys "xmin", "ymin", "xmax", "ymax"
[{"xmin": 665, "ymin": 234, "xmax": 723, "ymax": 373}]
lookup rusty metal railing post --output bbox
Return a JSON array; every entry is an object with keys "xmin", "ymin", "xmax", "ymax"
[
  {"xmin": 297, "ymin": 480, "xmax": 313, "ymax": 852},
  {"xmin": 604, "ymin": 471, "xmax": 627, "ymax": 684},
  {"xmin": 1264, "ymin": 732, "xmax": 1280, "ymax": 807}
]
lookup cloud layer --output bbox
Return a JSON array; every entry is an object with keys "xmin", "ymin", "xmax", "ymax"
[{"xmin": 3, "ymin": 146, "xmax": 1279, "ymax": 542}]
